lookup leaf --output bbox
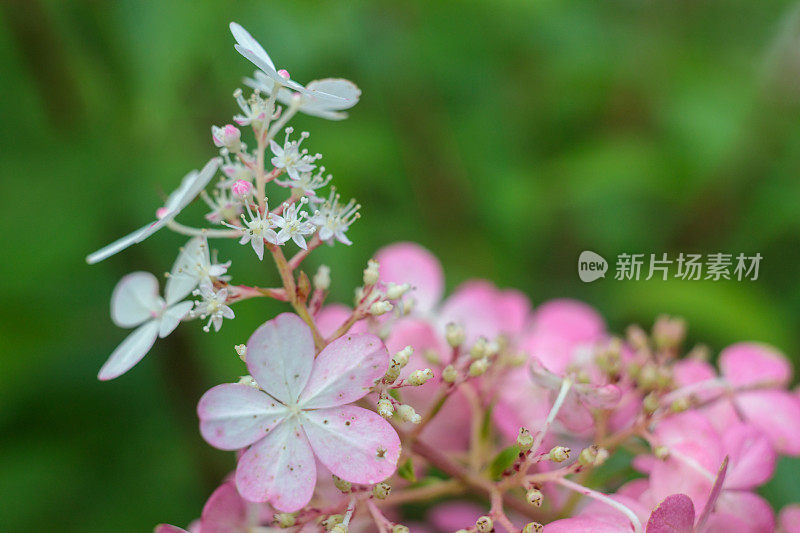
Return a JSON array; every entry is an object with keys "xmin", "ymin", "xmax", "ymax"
[
  {"xmin": 397, "ymin": 457, "xmax": 417, "ymax": 483},
  {"xmin": 488, "ymin": 445, "xmax": 520, "ymax": 481}
]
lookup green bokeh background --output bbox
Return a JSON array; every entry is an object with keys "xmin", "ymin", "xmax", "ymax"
[{"xmin": 2, "ymin": 0, "xmax": 800, "ymax": 530}]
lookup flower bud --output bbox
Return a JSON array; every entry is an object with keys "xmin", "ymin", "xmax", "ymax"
[
  {"xmin": 626, "ymin": 324, "xmax": 649, "ymax": 350},
  {"xmin": 517, "ymin": 427, "xmax": 534, "ymax": 452},
  {"xmin": 670, "ymin": 397, "xmax": 691, "ymax": 413},
  {"xmin": 445, "ymin": 322, "xmax": 466, "ymax": 347},
  {"xmin": 485, "ymin": 340, "xmax": 500, "ymax": 357},
  {"xmin": 423, "ymin": 349, "xmax": 440, "ymax": 365},
  {"xmin": 468, "ymin": 358, "xmax": 489, "ymax": 377},
  {"xmin": 578, "ymin": 445, "xmax": 606, "ymax": 467},
  {"xmin": 526, "ymin": 488, "xmax": 543, "ymax": 507},
  {"xmin": 386, "ymin": 282, "xmax": 410, "ymax": 300},
  {"xmin": 372, "ymin": 482, "xmax": 391, "ymax": 499},
  {"xmin": 322, "ymin": 515, "xmax": 343, "ymax": 530},
  {"xmin": 408, "ymin": 368, "xmax": 434, "ymax": 386},
  {"xmin": 643, "ymin": 392, "xmax": 660, "ymax": 415},
  {"xmin": 313, "ymin": 265, "xmax": 331, "ymax": 291},
  {"xmin": 235, "ymin": 344, "xmax": 247, "ymax": 360},
  {"xmin": 332, "ymin": 474, "xmax": 351, "ymax": 493},
  {"xmin": 522, "ymin": 522, "xmax": 543, "ymax": 533},
  {"xmin": 331, "ymin": 525, "xmax": 347, "ymax": 533},
  {"xmin": 238, "ymin": 375, "xmax": 259, "ymax": 389},
  {"xmin": 383, "ymin": 362, "xmax": 401, "ymax": 384},
  {"xmin": 653, "ymin": 315, "xmax": 686, "ymax": 351},
  {"xmin": 377, "ymin": 398, "xmax": 394, "ymax": 419},
  {"xmin": 363, "ymin": 259, "xmax": 379, "ymax": 286},
  {"xmin": 392, "ymin": 526, "xmax": 409, "ymax": 533},
  {"xmin": 470, "ymin": 337, "xmax": 488, "ymax": 359},
  {"xmin": 369, "ymin": 301, "xmax": 393, "ymax": 316},
  {"xmin": 655, "ymin": 446, "xmax": 670, "ymax": 460},
  {"xmin": 549, "ymin": 446, "xmax": 571, "ymax": 462},
  {"xmin": 442, "ymin": 364, "xmax": 459, "ymax": 383},
  {"xmin": 476, "ymin": 516, "xmax": 493, "ymax": 533},
  {"xmin": 393, "ymin": 346, "xmax": 413, "ymax": 367},
  {"xmin": 232, "ymin": 179, "xmax": 252, "ymax": 197},
  {"xmin": 212, "ymin": 124, "xmax": 243, "ymax": 153},
  {"xmin": 274, "ymin": 512, "xmax": 297, "ymax": 528},
  {"xmin": 396, "ymin": 404, "xmax": 421, "ymax": 424}
]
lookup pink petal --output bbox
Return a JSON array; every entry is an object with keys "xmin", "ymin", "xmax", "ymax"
[
  {"xmin": 713, "ymin": 491, "xmax": 775, "ymax": 533},
  {"xmin": 416, "ymin": 388, "xmax": 472, "ymax": 452},
  {"xmin": 544, "ymin": 517, "xmax": 627, "ymax": 533},
  {"xmin": 529, "ymin": 299, "xmax": 606, "ymax": 344},
  {"xmin": 302, "ymin": 405, "xmax": 400, "ymax": 484},
  {"xmin": 314, "ymin": 304, "xmax": 367, "ymax": 338},
  {"xmin": 646, "ymin": 494, "xmax": 695, "ymax": 533},
  {"xmin": 575, "ymin": 383, "xmax": 622, "ymax": 410},
  {"xmin": 98, "ymin": 320, "xmax": 159, "ymax": 381},
  {"xmin": 200, "ymin": 482, "xmax": 247, "ymax": 533},
  {"xmin": 198, "ymin": 384, "xmax": 288, "ymax": 450},
  {"xmin": 439, "ymin": 281, "xmax": 513, "ymax": 342},
  {"xmin": 719, "ymin": 342, "xmax": 791, "ymax": 387},
  {"xmin": 236, "ymin": 418, "xmax": 316, "ymax": 512},
  {"xmin": 375, "ymin": 242, "xmax": 444, "ymax": 314},
  {"xmin": 299, "ymin": 333, "xmax": 389, "ymax": 409},
  {"xmin": 428, "ymin": 501, "xmax": 484, "ymax": 532},
  {"xmin": 736, "ymin": 390, "xmax": 800, "ymax": 455},
  {"xmin": 384, "ymin": 318, "xmax": 450, "ymax": 372},
  {"xmin": 672, "ymin": 359, "xmax": 717, "ymax": 387},
  {"xmin": 246, "ymin": 313, "xmax": 315, "ymax": 405},
  {"xmin": 111, "ymin": 272, "xmax": 162, "ymax": 328},
  {"xmin": 721, "ymin": 425, "xmax": 775, "ymax": 489},
  {"xmin": 155, "ymin": 526, "xmax": 189, "ymax": 533},
  {"xmin": 779, "ymin": 504, "xmax": 800, "ymax": 533}
]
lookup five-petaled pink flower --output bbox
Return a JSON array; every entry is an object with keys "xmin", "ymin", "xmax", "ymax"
[{"xmin": 197, "ymin": 313, "xmax": 401, "ymax": 512}]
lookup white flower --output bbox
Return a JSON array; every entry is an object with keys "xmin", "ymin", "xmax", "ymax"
[
  {"xmin": 244, "ymin": 70, "xmax": 361, "ymax": 121},
  {"xmin": 230, "ymin": 23, "xmax": 361, "ymax": 120},
  {"xmin": 269, "ymin": 128, "xmax": 320, "ymax": 180},
  {"xmin": 275, "ymin": 165, "xmax": 331, "ymax": 202},
  {"xmin": 166, "ymin": 236, "xmax": 231, "ymax": 304},
  {"xmin": 211, "ymin": 124, "xmax": 243, "ymax": 153},
  {"xmin": 273, "ymin": 200, "xmax": 316, "ymax": 249},
  {"xmin": 191, "ymin": 281, "xmax": 235, "ymax": 332},
  {"xmin": 98, "ymin": 272, "xmax": 194, "ymax": 380},
  {"xmin": 86, "ymin": 158, "xmax": 221, "ymax": 264},
  {"xmin": 232, "ymin": 88, "xmax": 270, "ymax": 128},
  {"xmin": 311, "ymin": 189, "xmax": 360, "ymax": 246},
  {"xmin": 202, "ymin": 186, "xmax": 244, "ymax": 224},
  {"xmin": 224, "ymin": 202, "xmax": 278, "ymax": 260}
]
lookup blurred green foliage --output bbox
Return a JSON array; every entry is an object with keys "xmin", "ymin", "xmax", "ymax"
[{"xmin": 2, "ymin": 0, "xmax": 800, "ymax": 530}]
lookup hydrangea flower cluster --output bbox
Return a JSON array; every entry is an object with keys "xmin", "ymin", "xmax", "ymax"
[{"xmin": 88, "ymin": 23, "xmax": 800, "ymax": 533}]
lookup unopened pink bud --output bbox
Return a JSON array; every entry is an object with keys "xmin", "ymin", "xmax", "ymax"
[
  {"xmin": 156, "ymin": 207, "xmax": 170, "ymax": 219},
  {"xmin": 232, "ymin": 179, "xmax": 252, "ymax": 197},
  {"xmin": 278, "ymin": 69, "xmax": 290, "ymax": 79}
]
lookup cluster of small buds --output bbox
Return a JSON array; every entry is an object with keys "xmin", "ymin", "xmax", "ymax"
[
  {"xmin": 369, "ymin": 301, "xmax": 393, "ymax": 316},
  {"xmin": 385, "ymin": 282, "xmax": 411, "ymax": 300}
]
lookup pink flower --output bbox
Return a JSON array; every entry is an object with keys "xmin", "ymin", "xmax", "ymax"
[
  {"xmin": 779, "ymin": 504, "xmax": 800, "ymax": 533},
  {"xmin": 672, "ymin": 342, "xmax": 800, "ymax": 456},
  {"xmin": 197, "ymin": 313, "xmax": 400, "ymax": 512},
  {"xmin": 156, "ymin": 481, "xmax": 266, "ymax": 533}
]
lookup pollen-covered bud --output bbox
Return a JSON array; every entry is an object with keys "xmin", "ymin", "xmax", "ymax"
[
  {"xmin": 643, "ymin": 392, "xmax": 660, "ymax": 415},
  {"xmin": 238, "ymin": 375, "xmax": 259, "ymax": 389},
  {"xmin": 392, "ymin": 526, "xmax": 409, "ymax": 533},
  {"xmin": 637, "ymin": 363, "xmax": 659, "ymax": 391},
  {"xmin": 393, "ymin": 346, "xmax": 413, "ymax": 367},
  {"xmin": 470, "ymin": 337, "xmax": 488, "ymax": 359},
  {"xmin": 670, "ymin": 396, "xmax": 691, "ymax": 413},
  {"xmin": 408, "ymin": 368, "xmax": 434, "ymax": 386},
  {"xmin": 655, "ymin": 446, "xmax": 670, "ymax": 460},
  {"xmin": 212, "ymin": 124, "xmax": 243, "ymax": 153},
  {"xmin": 363, "ymin": 259, "xmax": 379, "ymax": 286},
  {"xmin": 445, "ymin": 322, "xmax": 466, "ymax": 347},
  {"xmin": 526, "ymin": 488, "xmax": 543, "ymax": 507},
  {"xmin": 468, "ymin": 358, "xmax": 489, "ymax": 377},
  {"xmin": 332, "ymin": 474, "xmax": 351, "ymax": 493},
  {"xmin": 377, "ymin": 398, "xmax": 394, "ymax": 419},
  {"xmin": 383, "ymin": 362, "xmax": 402, "ymax": 384},
  {"xmin": 322, "ymin": 515, "xmax": 344, "ymax": 530},
  {"xmin": 442, "ymin": 364, "xmax": 459, "ymax": 383},
  {"xmin": 369, "ymin": 301, "xmax": 393, "ymax": 316},
  {"xmin": 517, "ymin": 427, "xmax": 535, "ymax": 452},
  {"xmin": 549, "ymin": 446, "xmax": 571, "ymax": 463},
  {"xmin": 522, "ymin": 522, "xmax": 543, "ymax": 533},
  {"xmin": 313, "ymin": 265, "xmax": 331, "ymax": 291},
  {"xmin": 372, "ymin": 482, "xmax": 391, "ymax": 499},
  {"xmin": 578, "ymin": 445, "xmax": 607, "ymax": 467},
  {"xmin": 386, "ymin": 282, "xmax": 410, "ymax": 300},
  {"xmin": 396, "ymin": 404, "xmax": 421, "ymax": 424},
  {"xmin": 235, "ymin": 344, "xmax": 247, "ymax": 360},
  {"xmin": 232, "ymin": 179, "xmax": 252, "ymax": 197},
  {"xmin": 274, "ymin": 513, "xmax": 297, "ymax": 528},
  {"xmin": 485, "ymin": 340, "xmax": 500, "ymax": 357},
  {"xmin": 476, "ymin": 516, "xmax": 493, "ymax": 533}
]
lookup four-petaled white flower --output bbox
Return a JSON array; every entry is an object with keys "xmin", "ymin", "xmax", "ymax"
[
  {"xmin": 191, "ymin": 281, "xmax": 235, "ymax": 332},
  {"xmin": 86, "ymin": 158, "xmax": 221, "ymax": 264},
  {"xmin": 99, "ymin": 272, "xmax": 194, "ymax": 381},
  {"xmin": 274, "ymin": 200, "xmax": 316, "ymax": 249},
  {"xmin": 230, "ymin": 23, "xmax": 361, "ymax": 120},
  {"xmin": 270, "ymin": 128, "xmax": 320, "ymax": 180},
  {"xmin": 166, "ymin": 236, "xmax": 231, "ymax": 302},
  {"xmin": 225, "ymin": 202, "xmax": 278, "ymax": 260},
  {"xmin": 275, "ymin": 166, "xmax": 331, "ymax": 202},
  {"xmin": 198, "ymin": 313, "xmax": 400, "ymax": 512},
  {"xmin": 311, "ymin": 189, "xmax": 360, "ymax": 246}
]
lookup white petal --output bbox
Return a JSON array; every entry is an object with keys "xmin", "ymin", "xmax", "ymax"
[
  {"xmin": 164, "ymin": 158, "xmax": 220, "ymax": 215},
  {"xmin": 230, "ymin": 22, "xmax": 276, "ymax": 71},
  {"xmin": 165, "ymin": 237, "xmax": 206, "ymax": 305},
  {"xmin": 98, "ymin": 320, "xmax": 159, "ymax": 381},
  {"xmin": 111, "ymin": 272, "xmax": 162, "ymax": 328},
  {"xmin": 86, "ymin": 222, "xmax": 158, "ymax": 264},
  {"xmin": 305, "ymin": 78, "xmax": 360, "ymax": 110},
  {"xmin": 159, "ymin": 301, "xmax": 193, "ymax": 338}
]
